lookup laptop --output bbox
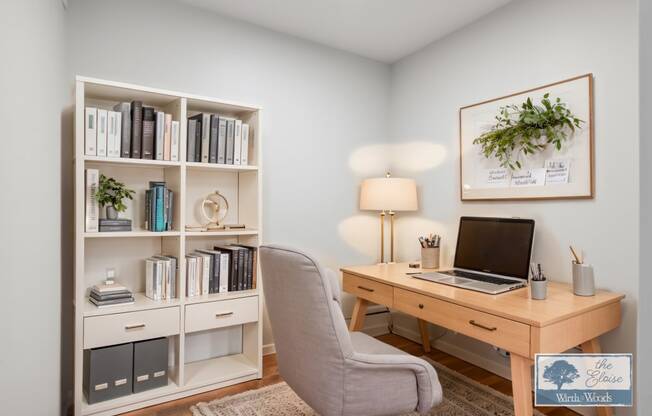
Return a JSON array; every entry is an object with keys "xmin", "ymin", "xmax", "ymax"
[{"xmin": 413, "ymin": 216, "xmax": 535, "ymax": 294}]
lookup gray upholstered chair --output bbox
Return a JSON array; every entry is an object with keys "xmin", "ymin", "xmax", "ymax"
[{"xmin": 259, "ymin": 244, "xmax": 442, "ymax": 416}]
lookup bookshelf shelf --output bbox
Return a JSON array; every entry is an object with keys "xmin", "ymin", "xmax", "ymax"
[
  {"xmin": 82, "ymin": 293, "xmax": 181, "ymax": 317},
  {"xmin": 83, "ymin": 155, "xmax": 182, "ymax": 168},
  {"xmin": 74, "ymin": 76, "xmax": 263, "ymax": 416},
  {"xmin": 84, "ymin": 230, "xmax": 181, "ymax": 238},
  {"xmin": 183, "ymin": 354, "xmax": 258, "ymax": 389},
  {"xmin": 185, "ymin": 229, "xmax": 259, "ymax": 237},
  {"xmin": 185, "ymin": 161, "xmax": 258, "ymax": 172}
]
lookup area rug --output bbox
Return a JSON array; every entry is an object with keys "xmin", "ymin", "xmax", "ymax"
[{"xmin": 190, "ymin": 357, "xmax": 545, "ymax": 416}]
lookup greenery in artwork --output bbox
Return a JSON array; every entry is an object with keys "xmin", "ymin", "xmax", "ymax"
[
  {"xmin": 473, "ymin": 94, "xmax": 583, "ymax": 170},
  {"xmin": 95, "ymin": 174, "xmax": 135, "ymax": 212}
]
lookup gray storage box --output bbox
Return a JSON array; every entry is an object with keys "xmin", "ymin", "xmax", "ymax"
[
  {"xmin": 83, "ymin": 343, "xmax": 133, "ymax": 404},
  {"xmin": 133, "ymin": 337, "xmax": 169, "ymax": 393}
]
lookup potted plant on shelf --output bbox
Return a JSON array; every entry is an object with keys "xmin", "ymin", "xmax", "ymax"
[{"xmin": 95, "ymin": 174, "xmax": 135, "ymax": 220}]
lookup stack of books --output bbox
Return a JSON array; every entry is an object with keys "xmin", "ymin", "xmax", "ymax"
[
  {"xmin": 187, "ymin": 114, "xmax": 250, "ymax": 165},
  {"xmin": 89, "ymin": 281, "xmax": 134, "ymax": 308},
  {"xmin": 185, "ymin": 245, "xmax": 257, "ymax": 297},
  {"xmin": 145, "ymin": 181, "xmax": 174, "ymax": 232},
  {"xmin": 145, "ymin": 255, "xmax": 178, "ymax": 300},
  {"xmin": 85, "ymin": 101, "xmax": 180, "ymax": 161},
  {"xmin": 99, "ymin": 218, "xmax": 132, "ymax": 232}
]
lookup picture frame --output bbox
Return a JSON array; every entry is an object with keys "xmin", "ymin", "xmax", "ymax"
[{"xmin": 459, "ymin": 74, "xmax": 594, "ymax": 201}]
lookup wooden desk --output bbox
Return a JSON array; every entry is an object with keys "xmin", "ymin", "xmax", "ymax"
[{"xmin": 341, "ymin": 263, "xmax": 625, "ymax": 416}]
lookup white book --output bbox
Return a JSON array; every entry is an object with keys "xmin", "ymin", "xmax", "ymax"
[
  {"xmin": 233, "ymin": 119, "xmax": 242, "ymax": 165},
  {"xmin": 145, "ymin": 258, "xmax": 155, "ymax": 299},
  {"xmin": 106, "ymin": 111, "xmax": 118, "ymax": 158},
  {"xmin": 114, "ymin": 112, "xmax": 122, "ymax": 157},
  {"xmin": 218, "ymin": 252, "xmax": 229, "ymax": 293},
  {"xmin": 85, "ymin": 107, "xmax": 97, "ymax": 156},
  {"xmin": 186, "ymin": 256, "xmax": 197, "ymax": 297},
  {"xmin": 195, "ymin": 255, "xmax": 203, "ymax": 295},
  {"xmin": 155, "ymin": 111, "xmax": 165, "ymax": 160},
  {"xmin": 241, "ymin": 123, "xmax": 249, "ymax": 165},
  {"xmin": 195, "ymin": 252, "xmax": 211, "ymax": 295},
  {"xmin": 96, "ymin": 109, "xmax": 108, "ymax": 157},
  {"xmin": 170, "ymin": 121, "xmax": 180, "ymax": 161},
  {"xmin": 201, "ymin": 113, "xmax": 210, "ymax": 163},
  {"xmin": 85, "ymin": 169, "xmax": 99, "ymax": 232}
]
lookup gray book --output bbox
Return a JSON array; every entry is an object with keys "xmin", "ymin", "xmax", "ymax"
[
  {"xmin": 155, "ymin": 111, "xmax": 165, "ymax": 160},
  {"xmin": 141, "ymin": 107, "xmax": 155, "ymax": 159},
  {"xmin": 217, "ymin": 117, "xmax": 227, "ymax": 164},
  {"xmin": 209, "ymin": 115, "xmax": 219, "ymax": 163},
  {"xmin": 187, "ymin": 119, "xmax": 197, "ymax": 162},
  {"xmin": 225, "ymin": 119, "xmax": 235, "ymax": 164},
  {"xmin": 113, "ymin": 102, "xmax": 131, "ymax": 158}
]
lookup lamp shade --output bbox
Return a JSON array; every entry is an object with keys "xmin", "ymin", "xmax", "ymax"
[{"xmin": 359, "ymin": 177, "xmax": 418, "ymax": 211}]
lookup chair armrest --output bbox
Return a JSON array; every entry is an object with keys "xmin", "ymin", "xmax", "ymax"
[{"xmin": 346, "ymin": 352, "xmax": 441, "ymax": 414}]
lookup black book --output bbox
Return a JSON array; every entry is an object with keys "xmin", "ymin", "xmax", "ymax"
[
  {"xmin": 114, "ymin": 102, "xmax": 131, "ymax": 158},
  {"xmin": 196, "ymin": 249, "xmax": 221, "ymax": 294},
  {"xmin": 187, "ymin": 119, "xmax": 197, "ymax": 162},
  {"xmin": 90, "ymin": 290, "xmax": 133, "ymax": 301},
  {"xmin": 213, "ymin": 246, "xmax": 243, "ymax": 291},
  {"xmin": 209, "ymin": 115, "xmax": 219, "ymax": 163},
  {"xmin": 234, "ymin": 244, "xmax": 257, "ymax": 289},
  {"xmin": 188, "ymin": 114, "xmax": 204, "ymax": 162},
  {"xmin": 130, "ymin": 101, "xmax": 143, "ymax": 158},
  {"xmin": 141, "ymin": 107, "xmax": 155, "ymax": 159},
  {"xmin": 99, "ymin": 218, "xmax": 132, "ymax": 226},
  {"xmin": 99, "ymin": 225, "xmax": 132, "ymax": 232}
]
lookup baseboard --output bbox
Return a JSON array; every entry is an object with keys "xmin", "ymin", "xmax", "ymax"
[{"xmin": 262, "ymin": 343, "xmax": 276, "ymax": 356}]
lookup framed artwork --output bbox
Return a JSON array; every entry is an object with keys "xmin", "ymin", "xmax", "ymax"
[{"xmin": 459, "ymin": 74, "xmax": 594, "ymax": 201}]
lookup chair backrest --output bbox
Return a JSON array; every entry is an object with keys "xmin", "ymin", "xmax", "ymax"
[{"xmin": 259, "ymin": 244, "xmax": 353, "ymax": 415}]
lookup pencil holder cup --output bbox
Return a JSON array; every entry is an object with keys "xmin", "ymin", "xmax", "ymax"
[
  {"xmin": 530, "ymin": 279, "xmax": 547, "ymax": 300},
  {"xmin": 572, "ymin": 262, "xmax": 595, "ymax": 296},
  {"xmin": 421, "ymin": 247, "xmax": 440, "ymax": 269}
]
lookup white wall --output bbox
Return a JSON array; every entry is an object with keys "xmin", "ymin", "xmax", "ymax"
[
  {"xmin": 389, "ymin": 1, "xmax": 638, "ymax": 413},
  {"xmin": 638, "ymin": 0, "xmax": 651, "ymax": 410},
  {"xmin": 0, "ymin": 0, "xmax": 65, "ymax": 415}
]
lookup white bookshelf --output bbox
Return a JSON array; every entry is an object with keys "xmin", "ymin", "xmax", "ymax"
[{"xmin": 74, "ymin": 76, "xmax": 263, "ymax": 416}]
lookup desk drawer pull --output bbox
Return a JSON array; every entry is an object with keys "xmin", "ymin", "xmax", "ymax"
[
  {"xmin": 215, "ymin": 312, "xmax": 234, "ymax": 318},
  {"xmin": 124, "ymin": 323, "xmax": 146, "ymax": 330},
  {"xmin": 469, "ymin": 320, "xmax": 497, "ymax": 332},
  {"xmin": 357, "ymin": 286, "xmax": 375, "ymax": 293}
]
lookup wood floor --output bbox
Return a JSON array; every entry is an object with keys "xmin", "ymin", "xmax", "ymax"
[{"xmin": 123, "ymin": 333, "xmax": 577, "ymax": 416}]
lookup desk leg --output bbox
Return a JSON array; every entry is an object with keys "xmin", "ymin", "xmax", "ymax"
[
  {"xmin": 581, "ymin": 338, "xmax": 613, "ymax": 416},
  {"xmin": 417, "ymin": 319, "xmax": 431, "ymax": 353},
  {"xmin": 510, "ymin": 354, "xmax": 533, "ymax": 416},
  {"xmin": 349, "ymin": 298, "xmax": 369, "ymax": 331}
]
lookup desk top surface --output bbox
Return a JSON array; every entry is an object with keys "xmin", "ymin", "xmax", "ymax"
[{"xmin": 341, "ymin": 263, "xmax": 625, "ymax": 327}]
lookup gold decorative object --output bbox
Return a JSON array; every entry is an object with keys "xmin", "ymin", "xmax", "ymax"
[{"xmin": 201, "ymin": 190, "xmax": 229, "ymax": 230}]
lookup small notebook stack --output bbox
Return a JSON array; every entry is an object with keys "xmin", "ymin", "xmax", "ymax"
[
  {"xmin": 99, "ymin": 218, "xmax": 132, "ymax": 232},
  {"xmin": 89, "ymin": 281, "xmax": 135, "ymax": 308}
]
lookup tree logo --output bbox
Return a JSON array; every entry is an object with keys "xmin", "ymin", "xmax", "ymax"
[{"xmin": 543, "ymin": 360, "xmax": 581, "ymax": 390}]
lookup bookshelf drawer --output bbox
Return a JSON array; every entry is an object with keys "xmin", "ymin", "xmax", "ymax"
[
  {"xmin": 185, "ymin": 296, "xmax": 258, "ymax": 333},
  {"xmin": 84, "ymin": 306, "xmax": 180, "ymax": 349},
  {"xmin": 393, "ymin": 288, "xmax": 530, "ymax": 357},
  {"xmin": 342, "ymin": 273, "xmax": 393, "ymax": 307}
]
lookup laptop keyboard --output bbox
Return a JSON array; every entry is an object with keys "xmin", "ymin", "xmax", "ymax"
[{"xmin": 442, "ymin": 270, "xmax": 516, "ymax": 285}]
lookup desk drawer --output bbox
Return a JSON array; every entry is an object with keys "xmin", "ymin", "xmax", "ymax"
[
  {"xmin": 84, "ymin": 307, "xmax": 180, "ymax": 349},
  {"xmin": 185, "ymin": 296, "xmax": 258, "ymax": 333},
  {"xmin": 343, "ymin": 274, "xmax": 393, "ymax": 307},
  {"xmin": 394, "ymin": 288, "xmax": 530, "ymax": 356}
]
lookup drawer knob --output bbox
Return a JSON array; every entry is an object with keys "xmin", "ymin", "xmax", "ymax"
[
  {"xmin": 418, "ymin": 303, "xmax": 424, "ymax": 309},
  {"xmin": 215, "ymin": 312, "xmax": 234, "ymax": 318},
  {"xmin": 469, "ymin": 320, "xmax": 497, "ymax": 332},
  {"xmin": 124, "ymin": 323, "xmax": 146, "ymax": 330},
  {"xmin": 357, "ymin": 286, "xmax": 375, "ymax": 293}
]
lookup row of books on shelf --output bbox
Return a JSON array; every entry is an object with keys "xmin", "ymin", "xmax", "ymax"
[
  {"xmin": 186, "ymin": 245, "xmax": 257, "ymax": 296},
  {"xmin": 145, "ymin": 255, "xmax": 178, "ymax": 300},
  {"xmin": 187, "ymin": 114, "xmax": 250, "ymax": 165},
  {"xmin": 145, "ymin": 181, "xmax": 175, "ymax": 232},
  {"xmin": 85, "ymin": 102, "xmax": 180, "ymax": 161}
]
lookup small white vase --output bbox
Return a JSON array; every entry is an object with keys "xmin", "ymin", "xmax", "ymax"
[{"xmin": 531, "ymin": 279, "xmax": 547, "ymax": 300}]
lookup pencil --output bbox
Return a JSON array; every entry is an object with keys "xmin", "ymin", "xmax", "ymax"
[{"xmin": 569, "ymin": 245, "xmax": 582, "ymax": 264}]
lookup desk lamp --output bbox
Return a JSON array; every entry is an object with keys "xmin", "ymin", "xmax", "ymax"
[{"xmin": 359, "ymin": 173, "xmax": 418, "ymax": 263}]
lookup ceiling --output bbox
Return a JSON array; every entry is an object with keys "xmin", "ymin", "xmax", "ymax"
[{"xmin": 181, "ymin": 0, "xmax": 513, "ymax": 63}]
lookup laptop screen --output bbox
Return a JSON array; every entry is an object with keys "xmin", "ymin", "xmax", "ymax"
[{"xmin": 453, "ymin": 217, "xmax": 535, "ymax": 280}]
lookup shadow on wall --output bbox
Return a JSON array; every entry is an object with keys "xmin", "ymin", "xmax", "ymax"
[{"xmin": 339, "ymin": 140, "xmax": 448, "ymax": 261}]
